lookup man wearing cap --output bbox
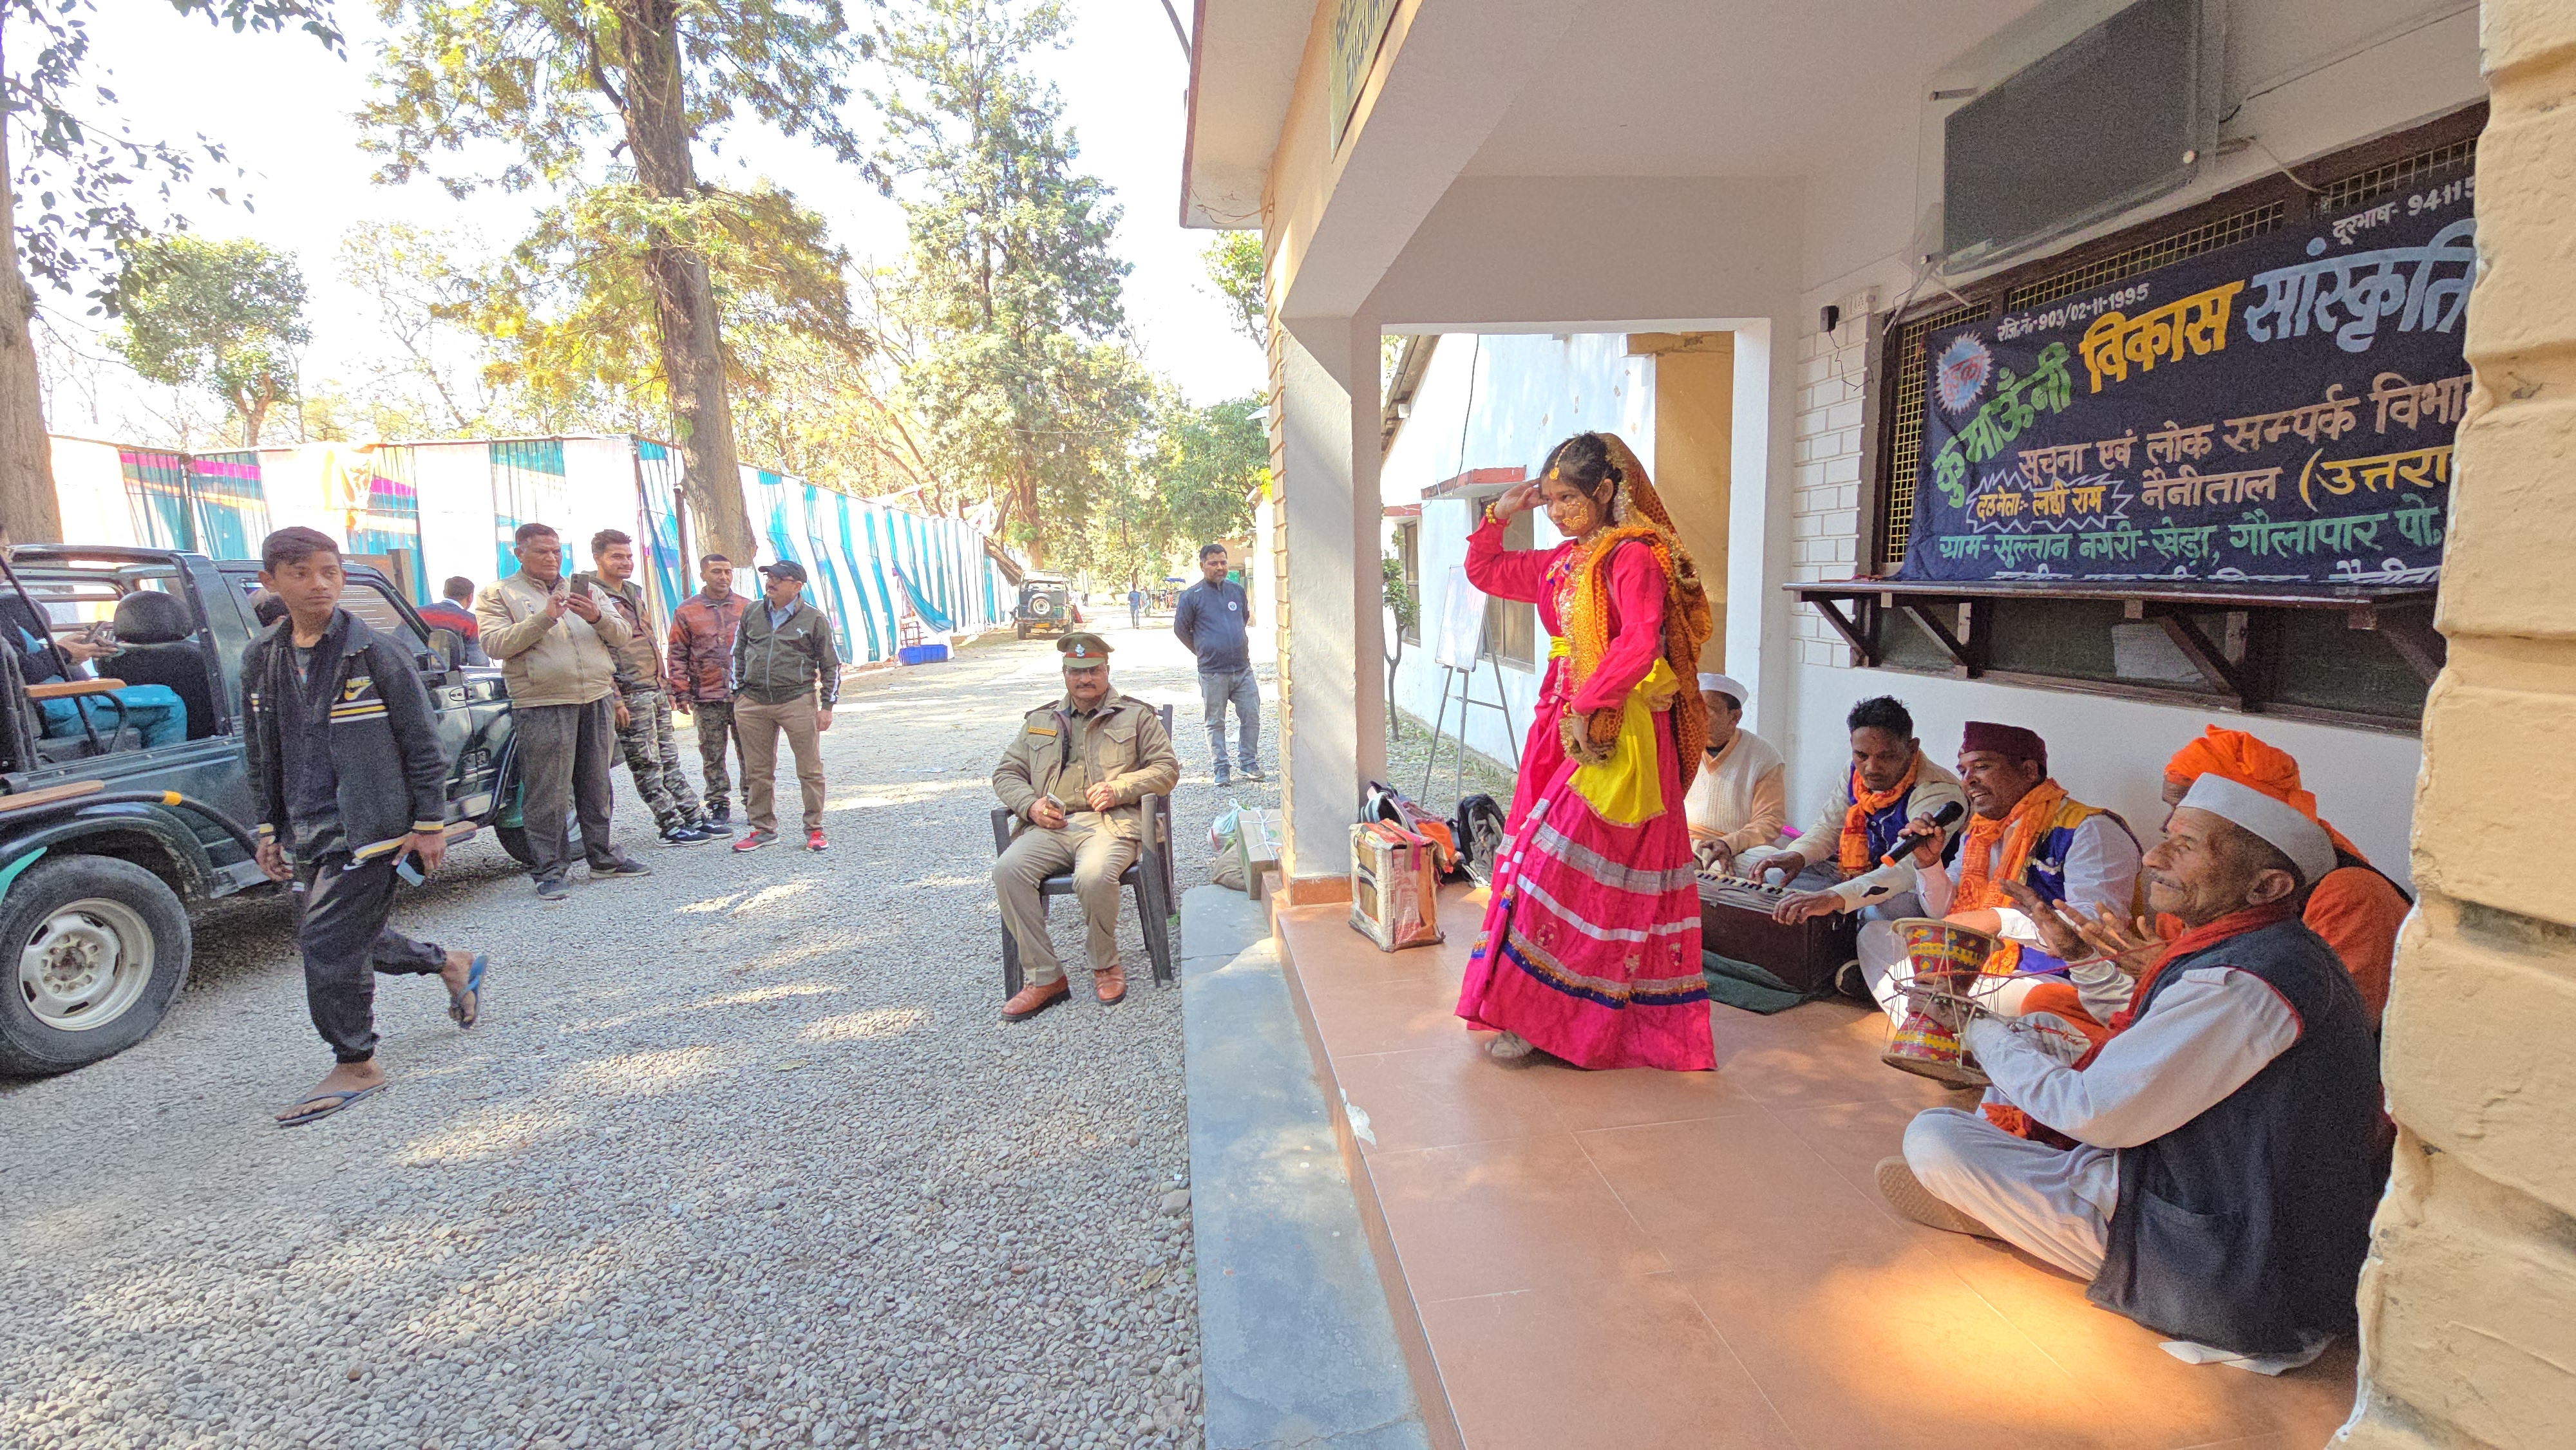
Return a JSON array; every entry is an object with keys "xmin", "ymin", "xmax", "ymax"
[
  {"xmin": 990, "ymin": 633, "xmax": 1179, "ymax": 1019},
  {"xmin": 2161, "ymin": 726, "xmax": 2410, "ymax": 1022},
  {"xmin": 1850, "ymin": 721, "xmax": 2143, "ymax": 1025},
  {"xmin": 1879, "ymin": 774, "xmax": 2382, "ymax": 1365},
  {"xmin": 1681, "ymin": 672, "xmax": 1785, "ymax": 870},
  {"xmin": 730, "ymin": 560, "xmax": 840, "ymax": 853},
  {"xmin": 1743, "ymin": 695, "xmax": 1966, "ymax": 928}
]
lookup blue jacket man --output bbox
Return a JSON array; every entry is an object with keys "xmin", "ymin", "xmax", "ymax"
[{"xmin": 1172, "ymin": 544, "xmax": 1259, "ymax": 784}]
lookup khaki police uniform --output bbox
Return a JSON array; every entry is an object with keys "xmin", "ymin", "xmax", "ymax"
[{"xmin": 990, "ymin": 642, "xmax": 1178, "ymax": 986}]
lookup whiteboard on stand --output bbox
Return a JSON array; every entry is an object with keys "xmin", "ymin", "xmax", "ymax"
[{"xmin": 1435, "ymin": 564, "xmax": 1486, "ymax": 670}]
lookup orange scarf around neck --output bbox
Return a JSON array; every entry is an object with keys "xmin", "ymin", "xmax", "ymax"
[
  {"xmin": 1951, "ymin": 778, "xmax": 2070, "ymax": 976},
  {"xmin": 1838, "ymin": 752, "xmax": 1922, "ymax": 876}
]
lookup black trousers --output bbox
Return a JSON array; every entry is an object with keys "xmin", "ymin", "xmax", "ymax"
[
  {"xmin": 516, "ymin": 698, "xmax": 619, "ymax": 882},
  {"xmin": 296, "ymin": 853, "xmax": 446, "ymax": 1063}
]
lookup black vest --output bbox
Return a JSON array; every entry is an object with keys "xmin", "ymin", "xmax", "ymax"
[{"xmin": 2088, "ymin": 919, "xmax": 2383, "ymax": 1354}]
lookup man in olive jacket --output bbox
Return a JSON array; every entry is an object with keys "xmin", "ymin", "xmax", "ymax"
[
  {"xmin": 730, "ymin": 560, "xmax": 842, "ymax": 852},
  {"xmin": 990, "ymin": 633, "xmax": 1179, "ymax": 1019}
]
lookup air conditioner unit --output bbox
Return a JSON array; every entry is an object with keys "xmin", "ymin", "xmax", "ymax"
[{"xmin": 1937, "ymin": 0, "xmax": 2225, "ymax": 270}]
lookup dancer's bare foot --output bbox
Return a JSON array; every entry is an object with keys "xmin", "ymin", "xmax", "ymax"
[{"xmin": 275, "ymin": 1059, "xmax": 386, "ymax": 1126}]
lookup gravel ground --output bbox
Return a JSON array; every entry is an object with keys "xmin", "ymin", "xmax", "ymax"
[{"xmin": 0, "ymin": 617, "xmax": 1279, "ymax": 1450}]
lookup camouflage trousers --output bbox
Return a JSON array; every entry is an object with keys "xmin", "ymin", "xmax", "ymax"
[{"xmin": 616, "ymin": 688, "xmax": 705, "ymax": 833}]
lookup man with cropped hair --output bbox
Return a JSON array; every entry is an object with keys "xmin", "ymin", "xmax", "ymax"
[
  {"xmin": 475, "ymin": 522, "xmax": 652, "ymax": 899},
  {"xmin": 668, "ymin": 552, "xmax": 748, "ymax": 825},
  {"xmin": 575, "ymin": 529, "xmax": 713, "ymax": 846}
]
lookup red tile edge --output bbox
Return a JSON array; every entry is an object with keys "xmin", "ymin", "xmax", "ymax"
[{"xmin": 1273, "ymin": 903, "xmax": 1469, "ymax": 1450}]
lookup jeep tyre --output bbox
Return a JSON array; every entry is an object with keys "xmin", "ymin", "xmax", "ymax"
[{"xmin": 0, "ymin": 856, "xmax": 193, "ymax": 1075}]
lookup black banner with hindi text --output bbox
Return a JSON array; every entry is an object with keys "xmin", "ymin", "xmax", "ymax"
[{"xmin": 1900, "ymin": 177, "xmax": 2473, "ymax": 585}]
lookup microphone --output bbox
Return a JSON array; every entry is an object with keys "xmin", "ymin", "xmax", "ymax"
[{"xmin": 1879, "ymin": 801, "xmax": 1965, "ymax": 867}]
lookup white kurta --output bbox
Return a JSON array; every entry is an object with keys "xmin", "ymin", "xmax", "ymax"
[
  {"xmin": 1902, "ymin": 963, "xmax": 2300, "ymax": 1279},
  {"xmin": 1682, "ymin": 727, "xmax": 1786, "ymax": 856}
]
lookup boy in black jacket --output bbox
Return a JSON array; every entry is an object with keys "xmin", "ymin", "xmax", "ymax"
[{"xmin": 247, "ymin": 527, "xmax": 487, "ymax": 1126}]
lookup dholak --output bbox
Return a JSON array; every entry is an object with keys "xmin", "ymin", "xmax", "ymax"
[{"xmin": 1880, "ymin": 917, "xmax": 2000, "ymax": 1088}]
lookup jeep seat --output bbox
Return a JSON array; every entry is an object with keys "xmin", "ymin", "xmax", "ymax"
[{"xmin": 108, "ymin": 591, "xmax": 214, "ymax": 740}]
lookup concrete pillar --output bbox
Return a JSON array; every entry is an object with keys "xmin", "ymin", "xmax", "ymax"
[
  {"xmin": 1272, "ymin": 319, "xmax": 1388, "ymax": 892},
  {"xmin": 2336, "ymin": 9, "xmax": 2576, "ymax": 1446}
]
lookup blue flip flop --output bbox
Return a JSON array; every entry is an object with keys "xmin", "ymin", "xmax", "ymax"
[
  {"xmin": 275, "ymin": 1083, "xmax": 385, "ymax": 1127},
  {"xmin": 447, "ymin": 954, "xmax": 488, "ymax": 1028}
]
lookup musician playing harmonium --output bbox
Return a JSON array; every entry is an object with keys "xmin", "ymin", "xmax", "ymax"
[
  {"xmin": 1739, "ymin": 696, "xmax": 1967, "ymax": 950},
  {"xmin": 1876, "ymin": 775, "xmax": 2381, "ymax": 1370},
  {"xmin": 1682, "ymin": 672, "xmax": 1786, "ymax": 871},
  {"xmin": 1854, "ymin": 722, "xmax": 2143, "ymax": 1026}
]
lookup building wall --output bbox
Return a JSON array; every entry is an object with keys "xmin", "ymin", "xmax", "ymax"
[
  {"xmin": 2337, "ymin": 5, "xmax": 2576, "ymax": 1443},
  {"xmin": 1381, "ymin": 332, "xmax": 1653, "ymax": 767},
  {"xmin": 1774, "ymin": 0, "xmax": 2490, "ymax": 882}
]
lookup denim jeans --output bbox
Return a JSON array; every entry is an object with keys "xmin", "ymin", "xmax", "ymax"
[
  {"xmin": 40, "ymin": 686, "xmax": 185, "ymax": 749},
  {"xmin": 1198, "ymin": 668, "xmax": 1260, "ymax": 778}
]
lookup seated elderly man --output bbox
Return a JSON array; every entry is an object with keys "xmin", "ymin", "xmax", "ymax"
[
  {"xmin": 1855, "ymin": 722, "xmax": 2142, "ymax": 1026},
  {"xmin": 1877, "ymin": 776, "xmax": 2382, "ymax": 1367},
  {"xmin": 1743, "ymin": 696, "xmax": 1966, "ymax": 954},
  {"xmin": 1682, "ymin": 672, "xmax": 1786, "ymax": 871},
  {"xmin": 2161, "ymin": 726, "xmax": 2409, "ymax": 1024},
  {"xmin": 990, "ymin": 632, "xmax": 1179, "ymax": 1021}
]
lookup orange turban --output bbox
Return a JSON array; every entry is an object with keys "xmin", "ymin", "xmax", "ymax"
[{"xmin": 2164, "ymin": 725, "xmax": 2362, "ymax": 862}]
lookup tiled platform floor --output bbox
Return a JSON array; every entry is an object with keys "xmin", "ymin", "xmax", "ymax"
[{"xmin": 1276, "ymin": 885, "xmax": 2358, "ymax": 1450}]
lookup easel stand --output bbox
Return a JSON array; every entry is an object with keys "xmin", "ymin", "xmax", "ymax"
[{"xmin": 1419, "ymin": 619, "xmax": 1520, "ymax": 804}]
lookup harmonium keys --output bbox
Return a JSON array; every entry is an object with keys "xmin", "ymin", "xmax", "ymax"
[{"xmin": 1696, "ymin": 870, "xmax": 1858, "ymax": 998}]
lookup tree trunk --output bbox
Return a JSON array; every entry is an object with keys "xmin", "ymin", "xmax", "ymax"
[
  {"xmin": 616, "ymin": 1, "xmax": 754, "ymax": 566},
  {"xmin": 0, "ymin": 63, "xmax": 64, "ymax": 548}
]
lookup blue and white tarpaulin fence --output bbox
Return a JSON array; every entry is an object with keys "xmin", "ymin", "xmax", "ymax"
[{"xmin": 45, "ymin": 432, "xmax": 1016, "ymax": 665}]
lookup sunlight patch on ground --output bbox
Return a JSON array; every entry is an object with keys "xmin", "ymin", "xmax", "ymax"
[
  {"xmin": 389, "ymin": 1099, "xmax": 593, "ymax": 1167},
  {"xmin": 702, "ymin": 981, "xmax": 845, "ymax": 1008},
  {"xmin": 556, "ymin": 1046, "xmax": 732, "ymax": 1098},
  {"xmin": 678, "ymin": 890, "xmax": 750, "ymax": 914},
  {"xmin": 728, "ymin": 881, "xmax": 816, "ymax": 916},
  {"xmin": 800, "ymin": 1007, "xmax": 931, "ymax": 1042}
]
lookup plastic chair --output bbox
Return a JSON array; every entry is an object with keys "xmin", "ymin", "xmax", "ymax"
[{"xmin": 989, "ymin": 703, "xmax": 1179, "ymax": 996}]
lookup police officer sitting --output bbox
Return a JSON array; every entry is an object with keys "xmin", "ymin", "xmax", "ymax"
[{"xmin": 990, "ymin": 633, "xmax": 1180, "ymax": 1019}]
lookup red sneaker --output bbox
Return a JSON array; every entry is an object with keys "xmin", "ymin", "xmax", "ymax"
[
  {"xmin": 732, "ymin": 829, "xmax": 775, "ymax": 853},
  {"xmin": 805, "ymin": 829, "xmax": 829, "ymax": 852}
]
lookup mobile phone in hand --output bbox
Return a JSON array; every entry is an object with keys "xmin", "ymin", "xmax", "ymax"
[{"xmin": 395, "ymin": 855, "xmax": 426, "ymax": 886}]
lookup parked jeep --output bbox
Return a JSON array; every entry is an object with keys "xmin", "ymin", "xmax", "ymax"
[
  {"xmin": 1014, "ymin": 572, "xmax": 1078, "ymax": 640},
  {"xmin": 0, "ymin": 546, "xmax": 521, "ymax": 1075}
]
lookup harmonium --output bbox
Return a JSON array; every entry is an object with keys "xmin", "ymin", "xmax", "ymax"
[{"xmin": 1696, "ymin": 872, "xmax": 1858, "ymax": 997}]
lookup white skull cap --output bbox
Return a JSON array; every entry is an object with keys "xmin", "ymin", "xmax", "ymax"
[
  {"xmin": 1697, "ymin": 672, "xmax": 1748, "ymax": 704},
  {"xmin": 2177, "ymin": 773, "xmax": 2336, "ymax": 885}
]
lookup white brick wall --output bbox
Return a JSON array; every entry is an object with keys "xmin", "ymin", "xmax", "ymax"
[{"xmin": 1789, "ymin": 322, "xmax": 1867, "ymax": 668}]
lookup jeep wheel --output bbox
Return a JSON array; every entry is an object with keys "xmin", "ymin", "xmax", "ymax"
[{"xmin": 0, "ymin": 856, "xmax": 192, "ymax": 1075}]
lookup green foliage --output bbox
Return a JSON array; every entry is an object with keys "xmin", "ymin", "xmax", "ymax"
[
  {"xmin": 1381, "ymin": 552, "xmax": 1417, "ymax": 637},
  {"xmin": 1064, "ymin": 390, "xmax": 1265, "ymax": 587},
  {"xmin": 3, "ymin": 0, "xmax": 341, "ymax": 308},
  {"xmin": 446, "ymin": 180, "xmax": 862, "ymax": 429},
  {"xmin": 112, "ymin": 234, "xmax": 307, "ymax": 444},
  {"xmin": 1202, "ymin": 232, "xmax": 1263, "ymax": 348},
  {"xmin": 872, "ymin": 0, "xmax": 1147, "ymax": 562},
  {"xmin": 359, "ymin": 1, "xmax": 866, "ymax": 195}
]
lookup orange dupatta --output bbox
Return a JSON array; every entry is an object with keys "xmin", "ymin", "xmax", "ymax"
[
  {"xmin": 1949, "ymin": 778, "xmax": 2073, "ymax": 977},
  {"xmin": 1554, "ymin": 435, "xmax": 1714, "ymax": 764},
  {"xmin": 1837, "ymin": 752, "xmax": 1922, "ymax": 876}
]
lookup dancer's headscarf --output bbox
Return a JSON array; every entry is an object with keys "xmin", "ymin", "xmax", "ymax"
[{"xmin": 1557, "ymin": 433, "xmax": 1716, "ymax": 763}]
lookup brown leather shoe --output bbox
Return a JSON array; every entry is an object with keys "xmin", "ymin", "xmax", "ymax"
[
  {"xmin": 1001, "ymin": 978, "xmax": 1071, "ymax": 1022},
  {"xmin": 1093, "ymin": 963, "xmax": 1128, "ymax": 1006}
]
